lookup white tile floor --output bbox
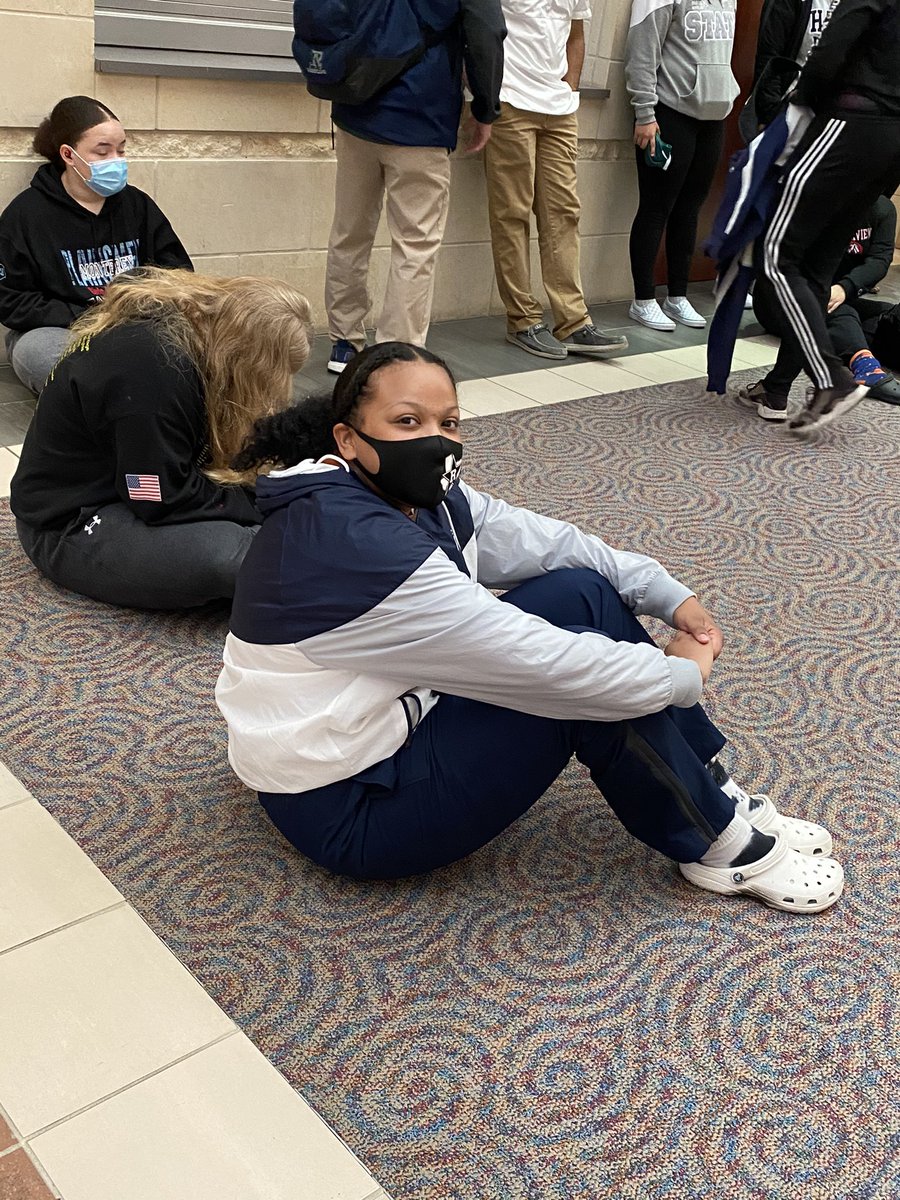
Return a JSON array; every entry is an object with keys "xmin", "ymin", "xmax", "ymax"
[
  {"xmin": 0, "ymin": 774, "xmax": 390, "ymax": 1200},
  {"xmin": 0, "ymin": 446, "xmax": 19, "ymax": 493},
  {"xmin": 0, "ymin": 333, "xmax": 776, "ymax": 1199}
]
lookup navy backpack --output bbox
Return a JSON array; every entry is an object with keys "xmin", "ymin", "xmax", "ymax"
[{"xmin": 292, "ymin": 0, "xmax": 445, "ymax": 104}]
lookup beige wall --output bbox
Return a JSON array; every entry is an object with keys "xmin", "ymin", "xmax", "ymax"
[{"xmin": 0, "ymin": 2, "xmax": 643, "ymax": 333}]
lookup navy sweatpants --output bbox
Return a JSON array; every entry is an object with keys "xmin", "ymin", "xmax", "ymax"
[{"xmin": 260, "ymin": 569, "xmax": 737, "ymax": 880}]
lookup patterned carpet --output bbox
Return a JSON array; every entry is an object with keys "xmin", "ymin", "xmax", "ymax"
[{"xmin": 2, "ymin": 370, "xmax": 899, "ymax": 1200}]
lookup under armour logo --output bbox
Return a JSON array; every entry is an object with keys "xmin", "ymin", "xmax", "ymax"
[
  {"xmin": 308, "ymin": 49, "xmax": 325, "ymax": 73},
  {"xmin": 84, "ymin": 514, "xmax": 101, "ymax": 535}
]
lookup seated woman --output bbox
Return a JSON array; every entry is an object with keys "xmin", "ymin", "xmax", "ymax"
[
  {"xmin": 0, "ymin": 94, "xmax": 192, "ymax": 394},
  {"xmin": 745, "ymin": 194, "xmax": 900, "ymax": 418},
  {"xmin": 11, "ymin": 268, "xmax": 312, "ymax": 610},
  {"xmin": 216, "ymin": 341, "xmax": 843, "ymax": 913}
]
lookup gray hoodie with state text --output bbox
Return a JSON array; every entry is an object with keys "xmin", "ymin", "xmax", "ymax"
[{"xmin": 625, "ymin": 0, "xmax": 740, "ymax": 124}]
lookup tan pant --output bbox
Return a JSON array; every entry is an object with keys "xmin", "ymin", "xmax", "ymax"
[
  {"xmin": 483, "ymin": 103, "xmax": 589, "ymax": 339},
  {"xmin": 325, "ymin": 127, "xmax": 452, "ymax": 348}
]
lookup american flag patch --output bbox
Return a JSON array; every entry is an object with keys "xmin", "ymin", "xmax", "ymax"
[{"xmin": 125, "ymin": 473, "xmax": 162, "ymax": 502}]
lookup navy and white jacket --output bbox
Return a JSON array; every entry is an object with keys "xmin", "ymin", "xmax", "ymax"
[
  {"xmin": 216, "ymin": 459, "xmax": 704, "ymax": 795},
  {"xmin": 704, "ymin": 103, "xmax": 812, "ymax": 393}
]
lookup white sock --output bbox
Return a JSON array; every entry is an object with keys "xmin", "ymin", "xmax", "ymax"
[
  {"xmin": 720, "ymin": 778, "xmax": 765, "ymax": 823},
  {"xmin": 699, "ymin": 813, "xmax": 753, "ymax": 867}
]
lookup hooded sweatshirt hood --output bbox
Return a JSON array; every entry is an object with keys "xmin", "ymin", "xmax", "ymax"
[{"xmin": 232, "ymin": 460, "xmax": 475, "ymax": 647}]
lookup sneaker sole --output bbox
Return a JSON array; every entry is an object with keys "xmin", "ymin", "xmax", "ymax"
[
  {"xmin": 788, "ymin": 384, "xmax": 868, "ymax": 433},
  {"xmin": 737, "ymin": 388, "xmax": 788, "ymax": 421},
  {"xmin": 662, "ymin": 310, "xmax": 707, "ymax": 329},
  {"xmin": 563, "ymin": 342, "xmax": 629, "ymax": 358},
  {"xmin": 327, "ymin": 361, "xmax": 349, "ymax": 374},
  {"xmin": 505, "ymin": 333, "xmax": 567, "ymax": 360},
  {"xmin": 757, "ymin": 404, "xmax": 788, "ymax": 421},
  {"xmin": 628, "ymin": 309, "xmax": 676, "ymax": 332}
]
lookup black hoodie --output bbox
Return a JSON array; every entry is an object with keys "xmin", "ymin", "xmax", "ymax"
[
  {"xmin": 11, "ymin": 321, "xmax": 260, "ymax": 532},
  {"xmin": 0, "ymin": 163, "xmax": 192, "ymax": 333},
  {"xmin": 833, "ymin": 194, "xmax": 897, "ymax": 302},
  {"xmin": 794, "ymin": 0, "xmax": 900, "ymax": 117}
]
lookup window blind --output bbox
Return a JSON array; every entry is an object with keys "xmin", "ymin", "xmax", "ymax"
[{"xmin": 95, "ymin": 0, "xmax": 302, "ymax": 81}]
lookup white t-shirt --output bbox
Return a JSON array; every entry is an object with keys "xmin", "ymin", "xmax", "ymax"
[{"xmin": 499, "ymin": 0, "xmax": 593, "ymax": 116}]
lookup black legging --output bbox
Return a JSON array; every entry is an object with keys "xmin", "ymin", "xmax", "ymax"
[{"xmin": 629, "ymin": 102, "xmax": 725, "ymax": 299}]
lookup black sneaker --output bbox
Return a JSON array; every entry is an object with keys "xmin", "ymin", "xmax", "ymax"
[
  {"xmin": 327, "ymin": 339, "xmax": 359, "ymax": 375},
  {"xmin": 738, "ymin": 379, "xmax": 788, "ymax": 421},
  {"xmin": 506, "ymin": 322, "xmax": 567, "ymax": 360},
  {"xmin": 786, "ymin": 382, "xmax": 868, "ymax": 433},
  {"xmin": 561, "ymin": 323, "xmax": 629, "ymax": 357}
]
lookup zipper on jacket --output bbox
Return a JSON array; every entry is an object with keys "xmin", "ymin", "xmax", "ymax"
[
  {"xmin": 441, "ymin": 500, "xmax": 462, "ymax": 550},
  {"xmin": 399, "ymin": 691, "xmax": 423, "ymax": 747}
]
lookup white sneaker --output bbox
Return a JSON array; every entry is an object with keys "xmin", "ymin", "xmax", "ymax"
[
  {"xmin": 628, "ymin": 299, "xmax": 676, "ymax": 331},
  {"xmin": 662, "ymin": 296, "xmax": 707, "ymax": 328}
]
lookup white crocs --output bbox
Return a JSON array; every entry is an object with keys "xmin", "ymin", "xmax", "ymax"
[
  {"xmin": 717, "ymin": 771, "xmax": 833, "ymax": 857},
  {"xmin": 744, "ymin": 793, "xmax": 833, "ymax": 857},
  {"xmin": 679, "ymin": 837, "xmax": 844, "ymax": 913}
]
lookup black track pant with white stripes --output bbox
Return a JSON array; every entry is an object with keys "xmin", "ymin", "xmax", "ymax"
[{"xmin": 762, "ymin": 111, "xmax": 900, "ymax": 391}]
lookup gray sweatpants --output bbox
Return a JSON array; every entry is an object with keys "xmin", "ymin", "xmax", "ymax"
[
  {"xmin": 16, "ymin": 502, "xmax": 258, "ymax": 610},
  {"xmin": 5, "ymin": 328, "xmax": 72, "ymax": 394}
]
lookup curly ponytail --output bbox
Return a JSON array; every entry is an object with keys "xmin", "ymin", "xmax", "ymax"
[{"xmin": 231, "ymin": 394, "xmax": 337, "ymax": 472}]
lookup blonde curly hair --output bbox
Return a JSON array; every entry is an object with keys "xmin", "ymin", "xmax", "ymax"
[{"xmin": 70, "ymin": 267, "xmax": 313, "ymax": 480}]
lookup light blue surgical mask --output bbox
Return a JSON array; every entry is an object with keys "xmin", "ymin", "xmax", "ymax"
[{"xmin": 71, "ymin": 149, "xmax": 128, "ymax": 197}]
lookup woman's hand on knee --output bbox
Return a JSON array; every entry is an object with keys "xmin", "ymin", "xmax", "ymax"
[
  {"xmin": 672, "ymin": 596, "xmax": 724, "ymax": 659},
  {"xmin": 664, "ymin": 631, "xmax": 715, "ymax": 684}
]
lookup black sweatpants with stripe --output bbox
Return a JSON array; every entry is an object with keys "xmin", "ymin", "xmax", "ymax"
[{"xmin": 761, "ymin": 110, "xmax": 900, "ymax": 391}]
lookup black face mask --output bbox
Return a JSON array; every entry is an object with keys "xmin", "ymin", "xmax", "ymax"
[{"xmin": 351, "ymin": 430, "xmax": 463, "ymax": 510}]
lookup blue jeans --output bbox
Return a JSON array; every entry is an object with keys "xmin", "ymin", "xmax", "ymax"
[{"xmin": 261, "ymin": 569, "xmax": 736, "ymax": 879}]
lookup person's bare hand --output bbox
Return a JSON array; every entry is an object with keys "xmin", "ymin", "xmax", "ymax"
[
  {"xmin": 672, "ymin": 596, "xmax": 724, "ymax": 659},
  {"xmin": 463, "ymin": 117, "xmax": 492, "ymax": 154},
  {"xmin": 827, "ymin": 283, "xmax": 847, "ymax": 313},
  {"xmin": 634, "ymin": 121, "xmax": 659, "ymax": 152},
  {"xmin": 664, "ymin": 631, "xmax": 715, "ymax": 684}
]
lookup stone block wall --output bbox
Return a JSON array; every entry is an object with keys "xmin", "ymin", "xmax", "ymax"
[
  {"xmin": 0, "ymin": 0, "xmax": 650, "ymax": 334},
  {"xmin": 1, "ymin": 0, "xmax": 898, "ymax": 342}
]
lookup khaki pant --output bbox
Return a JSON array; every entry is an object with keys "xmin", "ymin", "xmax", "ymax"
[
  {"xmin": 483, "ymin": 103, "xmax": 589, "ymax": 339},
  {"xmin": 325, "ymin": 127, "xmax": 452, "ymax": 349}
]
